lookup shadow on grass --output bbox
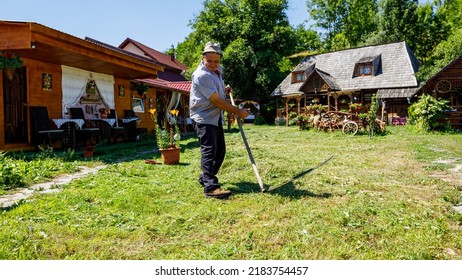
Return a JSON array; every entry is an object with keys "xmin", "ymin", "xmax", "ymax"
[
  {"xmin": 228, "ymin": 181, "xmax": 332, "ymax": 199},
  {"xmin": 229, "ymin": 155, "xmax": 335, "ymax": 199}
]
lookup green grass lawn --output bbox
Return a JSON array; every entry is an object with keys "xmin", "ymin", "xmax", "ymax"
[{"xmin": 1, "ymin": 125, "xmax": 461, "ymax": 259}]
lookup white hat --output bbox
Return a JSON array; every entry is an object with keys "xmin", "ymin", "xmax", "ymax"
[{"xmin": 202, "ymin": 42, "xmax": 222, "ymax": 56}]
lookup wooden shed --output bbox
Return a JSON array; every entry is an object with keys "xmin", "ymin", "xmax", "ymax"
[
  {"xmin": 415, "ymin": 54, "xmax": 462, "ymax": 130},
  {"xmin": 0, "ymin": 20, "xmax": 163, "ymax": 151}
]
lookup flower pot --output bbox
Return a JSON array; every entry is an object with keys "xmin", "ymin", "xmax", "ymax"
[
  {"xmin": 3, "ymin": 68, "xmax": 15, "ymax": 81},
  {"xmin": 160, "ymin": 147, "xmax": 180, "ymax": 165},
  {"xmin": 83, "ymin": 146, "xmax": 94, "ymax": 158},
  {"xmin": 83, "ymin": 150, "xmax": 94, "ymax": 158}
]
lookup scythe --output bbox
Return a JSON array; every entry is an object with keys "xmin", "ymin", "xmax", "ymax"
[{"xmin": 229, "ymin": 90, "xmax": 266, "ymax": 192}]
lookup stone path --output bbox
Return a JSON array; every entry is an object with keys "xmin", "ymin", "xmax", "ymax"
[
  {"xmin": 0, "ymin": 165, "xmax": 106, "ymax": 209},
  {"xmin": 0, "ymin": 146, "xmax": 157, "ymax": 209}
]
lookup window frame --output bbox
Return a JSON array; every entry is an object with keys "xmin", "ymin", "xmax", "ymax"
[
  {"xmin": 356, "ymin": 63, "xmax": 373, "ymax": 77},
  {"xmin": 132, "ymin": 97, "xmax": 145, "ymax": 113},
  {"xmin": 292, "ymin": 71, "xmax": 305, "ymax": 83}
]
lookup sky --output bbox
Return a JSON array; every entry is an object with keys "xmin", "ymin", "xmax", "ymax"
[{"xmin": 1, "ymin": 0, "xmax": 309, "ymax": 52}]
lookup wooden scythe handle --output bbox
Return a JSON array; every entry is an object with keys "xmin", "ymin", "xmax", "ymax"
[{"xmin": 229, "ymin": 90, "xmax": 266, "ymax": 192}]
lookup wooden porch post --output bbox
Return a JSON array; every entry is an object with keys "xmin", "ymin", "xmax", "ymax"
[
  {"xmin": 327, "ymin": 93, "xmax": 331, "ymax": 111},
  {"xmin": 297, "ymin": 97, "xmax": 301, "ymax": 115},
  {"xmin": 285, "ymin": 98, "xmax": 289, "ymax": 126},
  {"xmin": 275, "ymin": 97, "xmax": 279, "ymax": 118}
]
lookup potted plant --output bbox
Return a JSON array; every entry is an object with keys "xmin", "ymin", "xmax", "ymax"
[
  {"xmin": 149, "ymin": 108, "xmax": 181, "ymax": 164},
  {"xmin": 136, "ymin": 83, "xmax": 149, "ymax": 97},
  {"xmin": 0, "ymin": 52, "xmax": 24, "ymax": 81},
  {"xmin": 349, "ymin": 103, "xmax": 362, "ymax": 113}
]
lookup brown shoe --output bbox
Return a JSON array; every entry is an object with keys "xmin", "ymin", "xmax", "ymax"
[{"xmin": 205, "ymin": 188, "xmax": 232, "ymax": 199}]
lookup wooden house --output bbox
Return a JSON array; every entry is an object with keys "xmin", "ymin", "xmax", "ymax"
[
  {"xmin": 414, "ymin": 54, "xmax": 462, "ymax": 130},
  {"xmin": 117, "ymin": 38, "xmax": 191, "ymax": 131},
  {"xmin": 271, "ymin": 41, "xmax": 420, "ymax": 125},
  {"xmin": 0, "ymin": 20, "xmax": 194, "ymax": 151}
]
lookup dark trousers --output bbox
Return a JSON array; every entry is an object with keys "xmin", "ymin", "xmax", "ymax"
[{"xmin": 196, "ymin": 121, "xmax": 226, "ymax": 192}]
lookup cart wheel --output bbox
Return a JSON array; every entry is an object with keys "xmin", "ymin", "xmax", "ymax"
[{"xmin": 342, "ymin": 121, "xmax": 358, "ymax": 135}]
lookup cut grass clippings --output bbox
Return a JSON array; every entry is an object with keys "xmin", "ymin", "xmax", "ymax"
[{"xmin": 0, "ymin": 125, "xmax": 461, "ymax": 259}]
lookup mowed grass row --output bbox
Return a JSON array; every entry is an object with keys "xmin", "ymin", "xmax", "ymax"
[{"xmin": 1, "ymin": 125, "xmax": 461, "ymax": 259}]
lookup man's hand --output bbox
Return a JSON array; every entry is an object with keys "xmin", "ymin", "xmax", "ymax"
[
  {"xmin": 224, "ymin": 85, "xmax": 233, "ymax": 96},
  {"xmin": 236, "ymin": 108, "xmax": 250, "ymax": 120}
]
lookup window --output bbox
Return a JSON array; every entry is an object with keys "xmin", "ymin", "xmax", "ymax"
[
  {"xmin": 132, "ymin": 97, "xmax": 145, "ymax": 113},
  {"xmin": 354, "ymin": 63, "xmax": 373, "ymax": 77},
  {"xmin": 353, "ymin": 54, "xmax": 381, "ymax": 78},
  {"xmin": 359, "ymin": 65, "xmax": 372, "ymax": 75},
  {"xmin": 292, "ymin": 71, "xmax": 305, "ymax": 83}
]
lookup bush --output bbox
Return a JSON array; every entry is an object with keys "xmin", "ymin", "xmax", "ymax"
[
  {"xmin": 274, "ymin": 117, "xmax": 286, "ymax": 126},
  {"xmin": 254, "ymin": 115, "xmax": 266, "ymax": 125},
  {"xmin": 296, "ymin": 115, "xmax": 310, "ymax": 130},
  {"xmin": 0, "ymin": 151, "xmax": 25, "ymax": 190},
  {"xmin": 408, "ymin": 94, "xmax": 451, "ymax": 132}
]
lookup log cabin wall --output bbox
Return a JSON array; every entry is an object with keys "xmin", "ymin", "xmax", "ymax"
[
  {"xmin": 1, "ymin": 20, "xmax": 164, "ymax": 150},
  {"xmin": 1, "ymin": 58, "xmax": 63, "ymax": 150},
  {"xmin": 113, "ymin": 76, "xmax": 132, "ymax": 119},
  {"xmin": 0, "ymin": 70, "xmax": 4, "ymax": 148},
  {"xmin": 27, "ymin": 59, "xmax": 62, "ymax": 116}
]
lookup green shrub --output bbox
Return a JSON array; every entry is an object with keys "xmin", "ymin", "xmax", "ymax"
[
  {"xmin": 274, "ymin": 117, "xmax": 286, "ymax": 126},
  {"xmin": 408, "ymin": 94, "xmax": 451, "ymax": 132},
  {"xmin": 296, "ymin": 115, "xmax": 310, "ymax": 130},
  {"xmin": 254, "ymin": 115, "xmax": 266, "ymax": 125},
  {"xmin": 0, "ymin": 151, "xmax": 25, "ymax": 190}
]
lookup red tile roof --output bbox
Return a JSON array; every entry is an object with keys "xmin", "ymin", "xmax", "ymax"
[
  {"xmin": 137, "ymin": 78, "xmax": 191, "ymax": 94},
  {"xmin": 119, "ymin": 38, "xmax": 188, "ymax": 72}
]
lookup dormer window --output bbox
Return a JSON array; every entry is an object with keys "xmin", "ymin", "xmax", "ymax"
[
  {"xmin": 353, "ymin": 54, "xmax": 381, "ymax": 78},
  {"xmin": 292, "ymin": 71, "xmax": 305, "ymax": 83},
  {"xmin": 358, "ymin": 64, "xmax": 372, "ymax": 76}
]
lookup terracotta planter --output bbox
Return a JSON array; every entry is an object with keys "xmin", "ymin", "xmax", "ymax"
[
  {"xmin": 3, "ymin": 68, "xmax": 15, "ymax": 81},
  {"xmin": 83, "ymin": 146, "xmax": 94, "ymax": 158},
  {"xmin": 83, "ymin": 150, "xmax": 94, "ymax": 158},
  {"xmin": 160, "ymin": 147, "xmax": 180, "ymax": 165}
]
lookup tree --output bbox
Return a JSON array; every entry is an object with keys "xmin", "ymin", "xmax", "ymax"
[
  {"xmin": 412, "ymin": 2, "xmax": 449, "ymax": 64},
  {"xmin": 176, "ymin": 0, "xmax": 298, "ymax": 99},
  {"xmin": 415, "ymin": 0, "xmax": 461, "ymax": 82},
  {"xmin": 416, "ymin": 28, "xmax": 462, "ymax": 82},
  {"xmin": 307, "ymin": 0, "xmax": 378, "ymax": 50},
  {"xmin": 444, "ymin": 0, "xmax": 462, "ymax": 30},
  {"xmin": 380, "ymin": 0, "xmax": 419, "ymax": 44},
  {"xmin": 293, "ymin": 24, "xmax": 321, "ymax": 54}
]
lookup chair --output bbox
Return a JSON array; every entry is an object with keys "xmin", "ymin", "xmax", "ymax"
[
  {"xmin": 61, "ymin": 121, "xmax": 77, "ymax": 148},
  {"xmin": 122, "ymin": 109, "xmax": 148, "ymax": 140},
  {"xmin": 68, "ymin": 107, "xmax": 100, "ymax": 146},
  {"xmin": 122, "ymin": 109, "xmax": 139, "ymax": 141},
  {"xmin": 107, "ymin": 109, "xmax": 127, "ymax": 142},
  {"xmin": 29, "ymin": 106, "xmax": 65, "ymax": 148},
  {"xmin": 124, "ymin": 109, "xmax": 148, "ymax": 140},
  {"xmin": 124, "ymin": 109, "xmax": 137, "ymax": 118},
  {"xmin": 94, "ymin": 118, "xmax": 127, "ymax": 143}
]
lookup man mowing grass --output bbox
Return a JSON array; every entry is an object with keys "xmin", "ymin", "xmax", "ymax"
[{"xmin": 190, "ymin": 42, "xmax": 249, "ymax": 199}]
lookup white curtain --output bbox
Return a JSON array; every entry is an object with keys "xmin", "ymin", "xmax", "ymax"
[
  {"xmin": 61, "ymin": 65, "xmax": 115, "ymax": 118},
  {"xmin": 166, "ymin": 92, "xmax": 181, "ymax": 122}
]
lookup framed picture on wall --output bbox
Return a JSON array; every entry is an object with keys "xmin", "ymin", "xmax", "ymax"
[
  {"xmin": 42, "ymin": 73, "xmax": 52, "ymax": 91},
  {"xmin": 118, "ymin": 85, "xmax": 124, "ymax": 97}
]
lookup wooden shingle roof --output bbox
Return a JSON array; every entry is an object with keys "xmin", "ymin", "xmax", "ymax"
[{"xmin": 272, "ymin": 41, "xmax": 419, "ymax": 97}]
